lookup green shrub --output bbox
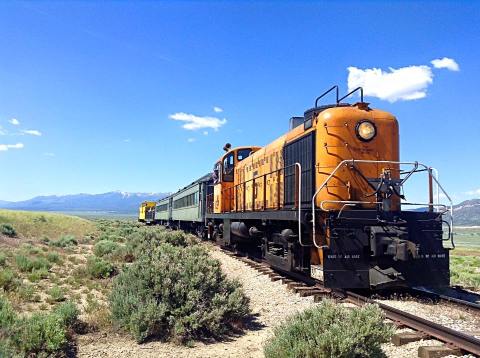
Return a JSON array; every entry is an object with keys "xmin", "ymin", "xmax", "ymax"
[
  {"xmin": 0, "ymin": 269, "xmax": 19, "ymax": 292},
  {"xmin": 14, "ymin": 254, "xmax": 32, "ymax": 272},
  {"xmin": 0, "ymin": 295, "xmax": 16, "ymax": 329},
  {"xmin": 0, "ymin": 224, "xmax": 16, "ymax": 237},
  {"xmin": 28, "ymin": 267, "xmax": 49, "ymax": 282},
  {"xmin": 86, "ymin": 256, "xmax": 115, "ymax": 279},
  {"xmin": 451, "ymin": 255, "xmax": 480, "ymax": 289},
  {"xmin": 15, "ymin": 254, "xmax": 51, "ymax": 273},
  {"xmin": 0, "ymin": 253, "xmax": 7, "ymax": 267},
  {"xmin": 126, "ymin": 230, "xmax": 195, "ymax": 261},
  {"xmin": 17, "ymin": 284, "xmax": 40, "ymax": 302},
  {"xmin": 47, "ymin": 286, "xmax": 65, "ymax": 303},
  {"xmin": 110, "ymin": 242, "xmax": 250, "ymax": 344},
  {"xmin": 53, "ymin": 301, "xmax": 79, "ymax": 327},
  {"xmin": 93, "ymin": 240, "xmax": 120, "ymax": 258},
  {"xmin": 46, "ymin": 251, "xmax": 61, "ymax": 264},
  {"xmin": 264, "ymin": 300, "xmax": 393, "ymax": 358},
  {"xmin": 24, "ymin": 244, "xmax": 42, "ymax": 255},
  {"xmin": 50, "ymin": 235, "xmax": 78, "ymax": 248},
  {"xmin": 13, "ymin": 313, "xmax": 67, "ymax": 355},
  {"xmin": 98, "ymin": 232, "xmax": 125, "ymax": 243},
  {"xmin": 0, "ymin": 296, "xmax": 78, "ymax": 357}
]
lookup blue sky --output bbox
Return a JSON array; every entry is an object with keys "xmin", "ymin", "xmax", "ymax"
[{"xmin": 0, "ymin": 1, "xmax": 479, "ymax": 203}]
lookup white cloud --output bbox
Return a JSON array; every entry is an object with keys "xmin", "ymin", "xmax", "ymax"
[
  {"xmin": 21, "ymin": 129, "xmax": 42, "ymax": 136},
  {"xmin": 43, "ymin": 152, "xmax": 55, "ymax": 157},
  {"xmin": 0, "ymin": 143, "xmax": 24, "ymax": 151},
  {"xmin": 347, "ymin": 65, "xmax": 433, "ymax": 103},
  {"xmin": 213, "ymin": 106, "xmax": 223, "ymax": 113},
  {"xmin": 123, "ymin": 138, "xmax": 131, "ymax": 143},
  {"xmin": 169, "ymin": 112, "xmax": 227, "ymax": 131},
  {"xmin": 466, "ymin": 188, "xmax": 480, "ymax": 196},
  {"xmin": 187, "ymin": 138, "xmax": 196, "ymax": 143},
  {"xmin": 9, "ymin": 118, "xmax": 20, "ymax": 125},
  {"xmin": 203, "ymin": 131, "xmax": 208, "ymax": 136},
  {"xmin": 431, "ymin": 57, "xmax": 459, "ymax": 71}
]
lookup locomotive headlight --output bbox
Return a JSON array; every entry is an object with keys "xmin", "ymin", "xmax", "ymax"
[{"xmin": 356, "ymin": 120, "xmax": 376, "ymax": 141}]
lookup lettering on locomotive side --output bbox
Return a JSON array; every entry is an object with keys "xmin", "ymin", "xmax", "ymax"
[
  {"xmin": 415, "ymin": 253, "xmax": 447, "ymax": 259},
  {"xmin": 327, "ymin": 254, "xmax": 361, "ymax": 259}
]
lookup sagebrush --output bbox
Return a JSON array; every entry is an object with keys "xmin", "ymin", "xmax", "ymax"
[
  {"xmin": 264, "ymin": 300, "xmax": 393, "ymax": 358},
  {"xmin": 110, "ymin": 235, "xmax": 250, "ymax": 344},
  {"xmin": 86, "ymin": 256, "xmax": 115, "ymax": 279},
  {"xmin": 0, "ymin": 223, "xmax": 16, "ymax": 237},
  {"xmin": 0, "ymin": 295, "xmax": 78, "ymax": 357}
]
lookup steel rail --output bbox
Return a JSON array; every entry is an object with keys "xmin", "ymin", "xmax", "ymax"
[
  {"xmin": 411, "ymin": 287, "xmax": 480, "ymax": 313},
  {"xmin": 345, "ymin": 291, "xmax": 480, "ymax": 355}
]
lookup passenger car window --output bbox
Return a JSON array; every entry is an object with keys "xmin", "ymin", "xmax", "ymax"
[
  {"xmin": 237, "ymin": 148, "xmax": 252, "ymax": 161},
  {"xmin": 223, "ymin": 153, "xmax": 234, "ymax": 182}
]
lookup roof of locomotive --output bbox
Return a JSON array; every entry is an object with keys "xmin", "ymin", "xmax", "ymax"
[
  {"xmin": 215, "ymin": 145, "xmax": 262, "ymax": 163},
  {"xmin": 305, "ymin": 102, "xmax": 395, "ymax": 121}
]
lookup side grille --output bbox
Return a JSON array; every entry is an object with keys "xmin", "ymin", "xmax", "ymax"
[{"xmin": 283, "ymin": 132, "xmax": 315, "ymax": 207}]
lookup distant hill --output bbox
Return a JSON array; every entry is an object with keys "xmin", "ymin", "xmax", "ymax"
[
  {"xmin": 453, "ymin": 199, "xmax": 480, "ymax": 226},
  {"xmin": 0, "ymin": 191, "xmax": 168, "ymax": 214}
]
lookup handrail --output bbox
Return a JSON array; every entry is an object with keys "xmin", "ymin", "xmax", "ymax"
[
  {"xmin": 338, "ymin": 87, "xmax": 364, "ymax": 103},
  {"xmin": 206, "ymin": 162, "xmax": 308, "ymax": 247},
  {"xmin": 430, "ymin": 167, "xmax": 440, "ymax": 210},
  {"xmin": 210, "ymin": 162, "xmax": 300, "ymax": 207},
  {"xmin": 429, "ymin": 173, "xmax": 455, "ymax": 248},
  {"xmin": 294, "ymin": 163, "xmax": 307, "ymax": 246},
  {"xmin": 315, "ymin": 85, "xmax": 339, "ymax": 107},
  {"xmin": 311, "ymin": 159, "xmax": 454, "ymax": 246}
]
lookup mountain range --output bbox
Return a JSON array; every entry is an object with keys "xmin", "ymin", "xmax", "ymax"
[
  {"xmin": 452, "ymin": 199, "xmax": 480, "ymax": 226},
  {"xmin": 0, "ymin": 191, "xmax": 168, "ymax": 214},
  {"xmin": 0, "ymin": 193, "xmax": 479, "ymax": 225}
]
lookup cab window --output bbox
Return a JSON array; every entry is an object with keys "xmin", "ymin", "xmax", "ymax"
[
  {"xmin": 213, "ymin": 162, "xmax": 221, "ymax": 184},
  {"xmin": 237, "ymin": 148, "xmax": 252, "ymax": 161},
  {"xmin": 223, "ymin": 153, "xmax": 234, "ymax": 182}
]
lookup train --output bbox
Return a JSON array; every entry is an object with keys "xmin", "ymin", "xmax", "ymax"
[{"xmin": 139, "ymin": 85, "xmax": 454, "ymax": 290}]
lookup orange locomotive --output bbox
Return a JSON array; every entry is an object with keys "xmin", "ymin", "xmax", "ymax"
[{"xmin": 206, "ymin": 86, "xmax": 452, "ymax": 289}]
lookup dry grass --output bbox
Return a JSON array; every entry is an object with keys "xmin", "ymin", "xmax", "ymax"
[
  {"xmin": 0, "ymin": 210, "xmax": 103, "ymax": 315},
  {"xmin": 0, "ymin": 209, "xmax": 96, "ymax": 241}
]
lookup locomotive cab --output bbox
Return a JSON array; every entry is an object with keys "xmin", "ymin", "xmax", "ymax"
[
  {"xmin": 138, "ymin": 201, "xmax": 156, "ymax": 224},
  {"xmin": 213, "ymin": 145, "xmax": 261, "ymax": 213}
]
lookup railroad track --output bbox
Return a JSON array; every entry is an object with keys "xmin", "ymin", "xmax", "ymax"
[
  {"xmin": 411, "ymin": 287, "xmax": 480, "ymax": 313},
  {"xmin": 220, "ymin": 249, "xmax": 480, "ymax": 357}
]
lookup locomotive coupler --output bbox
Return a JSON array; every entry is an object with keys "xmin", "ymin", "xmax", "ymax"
[{"xmin": 369, "ymin": 226, "xmax": 419, "ymax": 261}]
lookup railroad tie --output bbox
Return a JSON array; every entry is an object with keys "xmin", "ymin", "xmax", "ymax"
[
  {"xmin": 391, "ymin": 332, "xmax": 429, "ymax": 346},
  {"xmin": 417, "ymin": 345, "xmax": 462, "ymax": 358},
  {"xmin": 292, "ymin": 287, "xmax": 325, "ymax": 297}
]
